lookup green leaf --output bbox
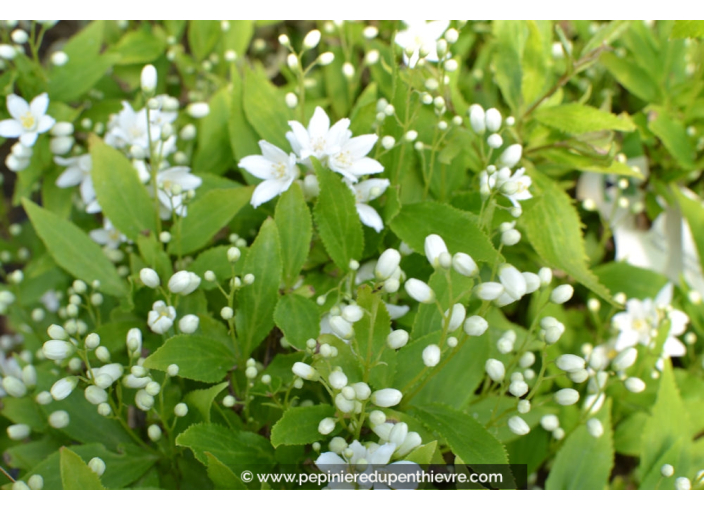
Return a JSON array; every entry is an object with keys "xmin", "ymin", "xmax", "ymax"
[
  {"xmin": 270, "ymin": 405, "xmax": 335, "ymax": 447},
  {"xmin": 313, "ymin": 160, "xmax": 364, "ymax": 270},
  {"xmin": 600, "ymin": 52, "xmax": 660, "ymax": 103},
  {"xmin": 534, "ymin": 103, "xmax": 635, "ymax": 134},
  {"xmin": 545, "ymin": 400, "xmax": 614, "ymax": 489},
  {"xmin": 275, "ymin": 184, "xmax": 312, "ymax": 287},
  {"xmin": 223, "ymin": 20, "xmax": 254, "ymax": 56},
  {"xmin": 60, "ymin": 447, "xmax": 105, "ymax": 490},
  {"xmin": 243, "ymin": 65, "xmax": 290, "ymax": 150},
  {"xmin": 593, "ymin": 262, "xmax": 669, "ymax": 300},
  {"xmin": 521, "ymin": 21, "xmax": 550, "ymax": 107},
  {"xmin": 144, "ymin": 335, "xmax": 236, "ymax": 383},
  {"xmin": 353, "ymin": 285, "xmax": 391, "ymax": 382},
  {"xmin": 671, "ymin": 20, "xmax": 704, "ymax": 39},
  {"xmin": 185, "ymin": 382, "xmax": 229, "ymax": 423},
  {"xmin": 22, "ymin": 199, "xmax": 127, "ymax": 297},
  {"xmin": 523, "ymin": 174, "xmax": 613, "ymax": 303},
  {"xmin": 136, "ymin": 233, "xmax": 172, "ymax": 283},
  {"xmin": 404, "ymin": 441, "xmax": 437, "ymax": 464},
  {"xmin": 113, "ymin": 28, "xmax": 167, "ymax": 64},
  {"xmin": 411, "ymin": 403, "xmax": 513, "ymax": 488},
  {"xmin": 492, "ymin": 20, "xmax": 526, "ymax": 113},
  {"xmin": 90, "ymin": 137, "xmax": 157, "ymax": 240},
  {"xmin": 206, "ymin": 452, "xmax": 248, "ymax": 490},
  {"xmin": 173, "ymin": 186, "xmax": 253, "ymax": 255},
  {"xmin": 273, "ymin": 294, "xmax": 320, "ymax": 350},
  {"xmin": 412, "ymin": 269, "xmax": 474, "ymax": 339},
  {"xmin": 390, "ymin": 201, "xmax": 500, "ymax": 263},
  {"xmin": 228, "ymin": 68, "xmax": 260, "ymax": 180},
  {"xmin": 48, "ymin": 21, "xmax": 121, "ymax": 102},
  {"xmin": 188, "ymin": 245, "xmax": 247, "ymax": 290},
  {"xmin": 648, "ymin": 109, "xmax": 696, "ymax": 170},
  {"xmin": 188, "ymin": 21, "xmax": 220, "ymax": 60},
  {"xmin": 673, "ymin": 187, "xmax": 704, "ymax": 275},
  {"xmin": 193, "ymin": 88, "xmax": 234, "ymax": 176},
  {"xmin": 1, "ymin": 397, "xmax": 46, "ymax": 432},
  {"xmin": 235, "ymin": 218, "xmax": 282, "ymax": 357},
  {"xmin": 177, "ymin": 423, "xmax": 275, "ymax": 472},
  {"xmin": 639, "ymin": 360, "xmax": 693, "ymax": 484},
  {"xmin": 581, "ymin": 21, "xmax": 630, "ymax": 56}
]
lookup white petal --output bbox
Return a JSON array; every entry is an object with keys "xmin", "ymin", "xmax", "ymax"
[
  {"xmin": 356, "ymin": 203, "xmax": 384, "ymax": 232},
  {"xmin": 347, "ymin": 157, "xmax": 384, "ymax": 177},
  {"xmin": 19, "ymin": 132, "xmax": 38, "ymax": 147},
  {"xmin": 30, "ymin": 93, "xmax": 50, "ymax": 117},
  {"xmin": 259, "ymin": 140, "xmax": 290, "ymax": 164},
  {"xmin": 326, "ymin": 118, "xmax": 351, "ymax": 150},
  {"xmin": 315, "ymin": 452, "xmax": 346, "ymax": 470},
  {"xmin": 308, "ymin": 107, "xmax": 330, "ymax": 140},
  {"xmin": 89, "ymin": 229, "xmax": 110, "ymax": 245},
  {"xmin": 355, "ymin": 178, "xmax": 390, "ymax": 203},
  {"xmin": 80, "ymin": 177, "xmax": 96, "ymax": 205},
  {"xmin": 6, "ymin": 94, "xmax": 29, "ymax": 119},
  {"xmin": 37, "ymin": 115, "xmax": 56, "ymax": 133},
  {"xmin": 663, "ymin": 337, "xmax": 687, "ymax": 357},
  {"xmin": 239, "ymin": 155, "xmax": 276, "ymax": 180},
  {"xmin": 368, "ymin": 442, "xmax": 395, "ymax": 465},
  {"xmin": 56, "ymin": 167, "xmax": 84, "ymax": 188},
  {"xmin": 251, "ymin": 178, "xmax": 289, "ymax": 208},
  {"xmin": 0, "ymin": 119, "xmax": 23, "ymax": 138},
  {"xmin": 344, "ymin": 134, "xmax": 378, "ymax": 159}
]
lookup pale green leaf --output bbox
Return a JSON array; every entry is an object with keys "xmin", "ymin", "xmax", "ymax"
[
  {"xmin": 270, "ymin": 405, "xmax": 335, "ymax": 447},
  {"xmin": 534, "ymin": 103, "xmax": 635, "ymax": 134},
  {"xmin": 60, "ymin": 448, "xmax": 105, "ymax": 490},
  {"xmin": 144, "ymin": 334, "xmax": 236, "ymax": 383},
  {"xmin": 275, "ymin": 184, "xmax": 312, "ymax": 287},
  {"xmin": 243, "ymin": 65, "xmax": 290, "ymax": 150}
]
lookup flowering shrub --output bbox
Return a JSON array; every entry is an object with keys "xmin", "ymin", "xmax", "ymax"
[{"xmin": 1, "ymin": 19, "xmax": 704, "ymax": 491}]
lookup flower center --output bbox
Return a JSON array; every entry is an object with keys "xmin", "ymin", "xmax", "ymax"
[
  {"xmin": 333, "ymin": 151, "xmax": 352, "ymax": 169},
  {"xmin": 272, "ymin": 162, "xmax": 287, "ymax": 180},
  {"xmin": 311, "ymin": 136, "xmax": 326, "ymax": 154},
  {"xmin": 20, "ymin": 112, "xmax": 36, "ymax": 130}
]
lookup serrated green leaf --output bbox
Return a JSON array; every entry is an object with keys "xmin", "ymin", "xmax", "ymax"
[
  {"xmin": 136, "ymin": 232, "xmax": 172, "ymax": 283},
  {"xmin": 223, "ymin": 21, "xmax": 254, "ymax": 56},
  {"xmin": 206, "ymin": 452, "xmax": 248, "ymax": 490},
  {"xmin": 185, "ymin": 382, "xmax": 229, "ymax": 423},
  {"xmin": 91, "ymin": 137, "xmax": 158, "ymax": 240},
  {"xmin": 144, "ymin": 334, "xmax": 236, "ymax": 383},
  {"xmin": 600, "ymin": 52, "xmax": 660, "ymax": 103},
  {"xmin": 243, "ymin": 65, "xmax": 290, "ymax": 150},
  {"xmin": 235, "ymin": 218, "xmax": 282, "ymax": 357},
  {"xmin": 390, "ymin": 201, "xmax": 500, "ymax": 263},
  {"xmin": 353, "ymin": 285, "xmax": 392, "ymax": 384},
  {"xmin": 273, "ymin": 294, "xmax": 320, "ymax": 350},
  {"xmin": 1, "ymin": 397, "xmax": 46, "ymax": 432},
  {"xmin": 172, "ymin": 186, "xmax": 253, "ymax": 255},
  {"xmin": 193, "ymin": 88, "xmax": 234, "ymax": 176},
  {"xmin": 270, "ymin": 405, "xmax": 335, "ymax": 447},
  {"xmin": 228, "ymin": 68, "xmax": 260, "ymax": 185},
  {"xmin": 22, "ymin": 199, "xmax": 127, "ymax": 297},
  {"xmin": 521, "ymin": 21, "xmax": 550, "ymax": 107},
  {"xmin": 60, "ymin": 447, "xmax": 105, "ymax": 490},
  {"xmin": 492, "ymin": 20, "xmax": 526, "ymax": 113},
  {"xmin": 546, "ymin": 400, "xmax": 614, "ymax": 489},
  {"xmin": 648, "ymin": 109, "xmax": 696, "ymax": 170},
  {"xmin": 534, "ymin": 103, "xmax": 635, "ymax": 134},
  {"xmin": 113, "ymin": 28, "xmax": 167, "ymax": 64},
  {"xmin": 523, "ymin": 174, "xmax": 613, "ymax": 303},
  {"xmin": 275, "ymin": 184, "xmax": 312, "ymax": 287},
  {"xmin": 593, "ymin": 262, "xmax": 669, "ymax": 300},
  {"xmin": 5, "ymin": 437, "xmax": 63, "ymax": 472},
  {"xmin": 177, "ymin": 423, "xmax": 275, "ymax": 472},
  {"xmin": 188, "ymin": 20, "xmax": 220, "ymax": 60},
  {"xmin": 404, "ymin": 441, "xmax": 437, "ymax": 464},
  {"xmin": 313, "ymin": 160, "xmax": 364, "ymax": 270}
]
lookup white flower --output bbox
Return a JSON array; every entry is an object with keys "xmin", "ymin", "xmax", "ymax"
[
  {"xmin": 0, "ymin": 93, "xmax": 55, "ymax": 147},
  {"xmin": 498, "ymin": 264, "xmax": 526, "ymax": 301},
  {"xmin": 147, "ymin": 300, "xmax": 176, "ymax": 334},
  {"xmin": 328, "ymin": 132, "xmax": 384, "ymax": 183},
  {"xmin": 286, "ymin": 106, "xmax": 350, "ymax": 164},
  {"xmin": 349, "ymin": 178, "xmax": 390, "ymax": 232},
  {"xmin": 394, "ymin": 20, "xmax": 450, "ymax": 68},
  {"xmin": 90, "ymin": 218, "xmax": 126, "ymax": 250},
  {"xmin": 104, "ymin": 101, "xmax": 153, "ymax": 150},
  {"xmin": 156, "ymin": 166, "xmax": 202, "ymax": 217},
  {"xmin": 239, "ymin": 140, "xmax": 299, "ymax": 208}
]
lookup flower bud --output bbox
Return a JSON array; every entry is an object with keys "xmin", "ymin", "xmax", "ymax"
[
  {"xmin": 517, "ymin": 400, "xmax": 531, "ymax": 414},
  {"xmin": 303, "ymin": 29, "xmax": 321, "ymax": 50},
  {"xmin": 139, "ymin": 268, "xmax": 160, "ymax": 288},
  {"xmin": 624, "ymin": 377, "xmax": 646, "ymax": 393},
  {"xmin": 174, "ymin": 403, "xmax": 188, "ymax": 417},
  {"xmin": 179, "ymin": 314, "xmax": 199, "ymax": 334},
  {"xmin": 556, "ymin": 354, "xmax": 586, "ymax": 373},
  {"xmin": 51, "ymin": 377, "xmax": 78, "ymax": 401},
  {"xmin": 499, "ymin": 144, "xmax": 522, "ymax": 168},
  {"xmin": 661, "ymin": 464, "xmax": 675, "ymax": 477},
  {"xmin": 444, "ymin": 304, "xmax": 466, "ymax": 332},
  {"xmin": 464, "ymin": 315, "xmax": 488, "ymax": 337},
  {"xmin": 586, "ymin": 418, "xmax": 604, "ymax": 438},
  {"xmin": 47, "ymin": 324, "xmax": 68, "ymax": 340},
  {"xmin": 550, "ymin": 284, "xmax": 574, "ymax": 304},
  {"xmin": 522, "ymin": 272, "xmax": 540, "ymax": 293},
  {"xmin": 508, "ymin": 416, "xmax": 530, "ymax": 435},
  {"xmin": 318, "ymin": 52, "xmax": 335, "ymax": 66},
  {"xmin": 27, "ymin": 474, "xmax": 43, "ymax": 490},
  {"xmin": 89, "ymin": 457, "xmax": 106, "ymax": 476},
  {"xmin": 7, "ymin": 423, "xmax": 31, "ymax": 440},
  {"xmin": 329, "ymin": 316, "xmax": 354, "ymax": 340},
  {"xmin": 612, "ymin": 347, "xmax": 637, "ymax": 371},
  {"xmin": 475, "ymin": 282, "xmax": 504, "ymax": 301},
  {"xmin": 341, "ymin": 304, "xmax": 364, "ymax": 323},
  {"xmin": 485, "ymin": 359, "xmax": 505, "ymax": 382},
  {"xmin": 285, "ymin": 92, "xmax": 298, "ymax": 109},
  {"xmin": 375, "ymin": 248, "xmax": 401, "ymax": 281},
  {"xmin": 140, "ymin": 64, "xmax": 157, "ymax": 95},
  {"xmin": 386, "ymin": 329, "xmax": 409, "ymax": 349},
  {"xmin": 487, "ymin": 133, "xmax": 503, "ymax": 149},
  {"xmin": 424, "ymin": 234, "xmax": 449, "ymax": 268},
  {"xmin": 84, "ymin": 385, "xmax": 108, "ymax": 405},
  {"xmin": 554, "ymin": 388, "xmax": 580, "ymax": 406},
  {"xmin": 499, "ymin": 264, "xmax": 526, "ymax": 300},
  {"xmin": 329, "ymin": 370, "xmax": 348, "ymax": 390},
  {"xmin": 292, "ymin": 362, "xmax": 319, "ymax": 381},
  {"xmin": 452, "ymin": 252, "xmax": 478, "ymax": 277},
  {"xmin": 3, "ymin": 376, "xmax": 27, "ymax": 398},
  {"xmin": 422, "ymin": 344, "xmax": 441, "ymax": 367},
  {"xmin": 48, "ymin": 410, "xmax": 69, "ymax": 428},
  {"xmin": 318, "ymin": 417, "xmax": 335, "ymax": 435},
  {"xmin": 485, "ymin": 108, "xmax": 502, "ymax": 132},
  {"xmin": 168, "ymin": 271, "xmax": 201, "ymax": 295},
  {"xmin": 468, "ymin": 104, "xmax": 486, "ymax": 134},
  {"xmin": 404, "ymin": 278, "xmax": 435, "ymax": 304},
  {"xmin": 187, "ymin": 102, "xmax": 210, "ymax": 118},
  {"xmin": 675, "ymin": 477, "xmax": 691, "ymax": 490},
  {"xmin": 351, "ymin": 382, "xmax": 371, "ymax": 401},
  {"xmin": 126, "ymin": 328, "xmax": 142, "ymax": 354},
  {"xmin": 148, "ymin": 424, "xmax": 162, "ymax": 442},
  {"xmin": 541, "ymin": 415, "xmax": 559, "ymax": 431},
  {"xmin": 371, "ymin": 388, "xmax": 403, "ymax": 407}
]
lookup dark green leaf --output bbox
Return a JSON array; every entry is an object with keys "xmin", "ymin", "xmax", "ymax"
[
  {"xmin": 60, "ymin": 447, "xmax": 105, "ymax": 490},
  {"xmin": 144, "ymin": 334, "xmax": 236, "ymax": 383},
  {"xmin": 275, "ymin": 184, "xmax": 312, "ymax": 287},
  {"xmin": 270, "ymin": 405, "xmax": 335, "ymax": 447},
  {"xmin": 273, "ymin": 294, "xmax": 320, "ymax": 350}
]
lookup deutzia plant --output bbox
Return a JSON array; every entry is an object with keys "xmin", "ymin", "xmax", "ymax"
[{"xmin": 1, "ymin": 19, "xmax": 704, "ymax": 493}]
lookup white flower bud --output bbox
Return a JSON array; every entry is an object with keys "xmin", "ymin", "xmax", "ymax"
[
  {"xmin": 509, "ymin": 380, "xmax": 529, "ymax": 397},
  {"xmin": 556, "ymin": 354, "xmax": 586, "ymax": 373},
  {"xmin": 569, "ymin": 369, "xmax": 589, "ymax": 384},
  {"xmin": 303, "ymin": 29, "xmax": 321, "ymax": 50},
  {"xmin": 318, "ymin": 417, "xmax": 335, "ymax": 435},
  {"xmin": 624, "ymin": 377, "xmax": 646, "ymax": 393},
  {"xmin": 485, "ymin": 359, "xmax": 505, "ymax": 382},
  {"xmin": 187, "ymin": 102, "xmax": 210, "ymax": 118},
  {"xmin": 179, "ymin": 314, "xmax": 199, "ymax": 334},
  {"xmin": 342, "ymin": 62, "xmax": 355, "ymax": 79},
  {"xmin": 475, "ymin": 282, "xmax": 504, "ymax": 301},
  {"xmin": 520, "ymin": 352, "xmax": 536, "ymax": 368},
  {"xmin": 424, "ymin": 234, "xmax": 449, "ymax": 268},
  {"xmin": 586, "ymin": 418, "xmax": 603, "ymax": 438},
  {"xmin": 351, "ymin": 382, "xmax": 371, "ymax": 401},
  {"xmin": 292, "ymin": 362, "xmax": 318, "ymax": 381},
  {"xmin": 51, "ymin": 377, "xmax": 78, "ymax": 400},
  {"xmin": 88, "ymin": 457, "xmax": 106, "ymax": 476},
  {"xmin": 334, "ymin": 393, "xmax": 355, "ymax": 413},
  {"xmin": 168, "ymin": 271, "xmax": 201, "ymax": 295},
  {"xmin": 134, "ymin": 389, "xmax": 154, "ymax": 411},
  {"xmin": 287, "ymin": 53, "xmax": 299, "ymax": 69},
  {"xmin": 341, "ymin": 304, "xmax": 364, "ymax": 323},
  {"xmin": 550, "ymin": 284, "xmax": 574, "ymax": 304},
  {"xmin": 97, "ymin": 403, "xmax": 111, "ymax": 416},
  {"xmin": 468, "ymin": 104, "xmax": 486, "ymax": 134},
  {"xmin": 487, "ymin": 133, "xmax": 503, "ymax": 149},
  {"xmin": 387, "ymin": 329, "xmax": 409, "ymax": 349},
  {"xmin": 543, "ymin": 326, "xmax": 563, "ymax": 345},
  {"xmin": 172, "ymin": 402, "xmax": 187, "ymax": 417},
  {"xmin": 140, "ymin": 64, "xmax": 157, "ymax": 94},
  {"xmin": 369, "ymin": 410, "xmax": 386, "ymax": 426},
  {"xmin": 180, "ymin": 124, "xmax": 196, "ymax": 140},
  {"xmin": 140, "ymin": 268, "xmax": 160, "ymax": 288},
  {"xmin": 50, "ymin": 136, "xmax": 74, "ymax": 155},
  {"xmin": 329, "ymin": 371, "xmax": 348, "ymax": 390},
  {"xmin": 404, "ymin": 130, "xmax": 418, "ymax": 142},
  {"xmin": 3, "ymin": 376, "xmax": 27, "ymax": 398},
  {"xmin": 329, "ymin": 316, "xmax": 354, "ymax": 340},
  {"xmin": 27, "ymin": 474, "xmax": 43, "ymax": 490},
  {"xmin": 675, "ymin": 477, "xmax": 691, "ymax": 490},
  {"xmin": 612, "ymin": 347, "xmax": 637, "ymax": 371},
  {"xmin": 285, "ymin": 92, "xmax": 298, "ymax": 109},
  {"xmin": 126, "ymin": 328, "xmax": 142, "ymax": 354},
  {"xmin": 318, "ymin": 52, "xmax": 335, "ymax": 66},
  {"xmin": 375, "ymin": 248, "xmax": 401, "ymax": 281},
  {"xmin": 84, "ymin": 385, "xmax": 108, "ymax": 405},
  {"xmin": 508, "ymin": 416, "xmax": 530, "ymax": 435},
  {"xmin": 661, "ymin": 464, "xmax": 675, "ymax": 477},
  {"xmin": 371, "ymin": 388, "xmax": 403, "ymax": 408},
  {"xmin": 148, "ymin": 424, "xmax": 162, "ymax": 442},
  {"xmin": 365, "ymin": 49, "xmax": 380, "ymax": 65},
  {"xmin": 538, "ymin": 268, "xmax": 552, "ymax": 287},
  {"xmin": 36, "ymin": 391, "xmax": 52, "ymax": 405},
  {"xmin": 381, "ymin": 136, "xmax": 395, "ymax": 150},
  {"xmin": 404, "ymin": 278, "xmax": 435, "ymax": 304},
  {"xmin": 7, "ymin": 423, "xmax": 31, "ymax": 440},
  {"xmin": 47, "ymin": 324, "xmax": 68, "ymax": 340},
  {"xmin": 464, "ymin": 315, "xmax": 488, "ymax": 337},
  {"xmin": 521, "ymin": 272, "xmax": 540, "ymax": 294},
  {"xmin": 540, "ymin": 414, "xmax": 559, "ymax": 431},
  {"xmin": 517, "ymin": 400, "xmax": 531, "ymax": 414},
  {"xmin": 444, "ymin": 304, "xmax": 466, "ymax": 332},
  {"xmin": 554, "ymin": 388, "xmax": 580, "ymax": 406},
  {"xmin": 499, "ymin": 265, "xmax": 526, "ymax": 301},
  {"xmin": 553, "ymin": 428, "xmax": 565, "ymax": 440},
  {"xmin": 0, "ymin": 44, "xmax": 17, "ymax": 60},
  {"xmin": 485, "ymin": 108, "xmax": 502, "ymax": 132},
  {"xmin": 499, "ymin": 144, "xmax": 522, "ymax": 168},
  {"xmin": 422, "ymin": 344, "xmax": 441, "ymax": 367},
  {"xmin": 48, "ymin": 410, "xmax": 69, "ymax": 428},
  {"xmin": 11, "ymin": 29, "xmax": 28, "ymax": 44},
  {"xmin": 452, "ymin": 252, "xmax": 478, "ymax": 277}
]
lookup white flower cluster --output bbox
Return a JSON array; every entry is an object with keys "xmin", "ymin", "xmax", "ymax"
[
  {"xmin": 0, "ymin": 93, "xmax": 55, "ymax": 170},
  {"xmin": 239, "ymin": 107, "xmax": 389, "ymax": 232}
]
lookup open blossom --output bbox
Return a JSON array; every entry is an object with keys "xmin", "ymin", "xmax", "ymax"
[
  {"xmin": 0, "ymin": 93, "xmax": 55, "ymax": 147},
  {"xmin": 148, "ymin": 300, "xmax": 176, "ymax": 334},
  {"xmin": 327, "ymin": 131, "xmax": 384, "ymax": 183},
  {"xmin": 155, "ymin": 166, "xmax": 202, "ymax": 217},
  {"xmin": 483, "ymin": 166, "xmax": 532, "ymax": 211},
  {"xmin": 394, "ymin": 20, "xmax": 450, "ymax": 68},
  {"xmin": 286, "ymin": 106, "xmax": 350, "ymax": 164},
  {"xmin": 90, "ymin": 218, "xmax": 127, "ymax": 249},
  {"xmin": 239, "ymin": 140, "xmax": 299, "ymax": 208},
  {"xmin": 348, "ymin": 178, "xmax": 390, "ymax": 232},
  {"xmin": 55, "ymin": 154, "xmax": 97, "ymax": 207}
]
